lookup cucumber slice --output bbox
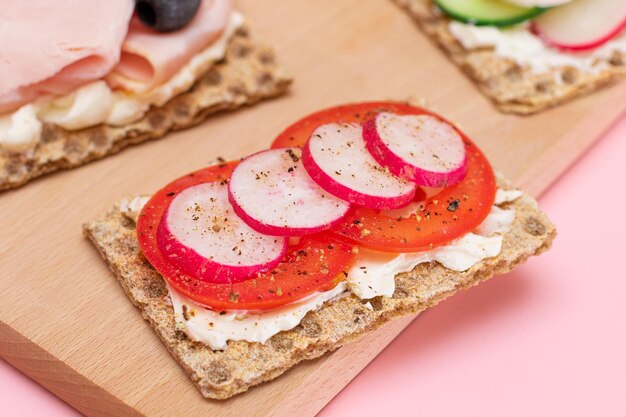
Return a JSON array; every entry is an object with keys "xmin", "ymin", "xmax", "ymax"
[{"xmin": 434, "ymin": 0, "xmax": 546, "ymax": 27}]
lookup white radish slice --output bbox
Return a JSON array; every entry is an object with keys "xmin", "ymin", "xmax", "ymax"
[
  {"xmin": 532, "ymin": 0, "xmax": 626, "ymax": 51},
  {"xmin": 363, "ymin": 113, "xmax": 468, "ymax": 188},
  {"xmin": 302, "ymin": 122, "xmax": 416, "ymax": 210},
  {"xmin": 228, "ymin": 148, "xmax": 351, "ymax": 236},
  {"xmin": 157, "ymin": 182, "xmax": 287, "ymax": 284},
  {"xmin": 504, "ymin": 0, "xmax": 571, "ymax": 7}
]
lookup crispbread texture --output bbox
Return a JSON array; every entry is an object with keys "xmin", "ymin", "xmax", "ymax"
[
  {"xmin": 0, "ymin": 25, "xmax": 291, "ymax": 191},
  {"xmin": 83, "ymin": 178, "xmax": 555, "ymax": 400},
  {"xmin": 393, "ymin": 0, "xmax": 626, "ymax": 114}
]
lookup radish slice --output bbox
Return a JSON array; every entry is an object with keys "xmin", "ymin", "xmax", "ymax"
[
  {"xmin": 363, "ymin": 113, "xmax": 468, "ymax": 188},
  {"xmin": 302, "ymin": 122, "xmax": 416, "ymax": 210},
  {"xmin": 504, "ymin": 0, "xmax": 571, "ymax": 7},
  {"xmin": 157, "ymin": 182, "xmax": 287, "ymax": 284},
  {"xmin": 228, "ymin": 148, "xmax": 351, "ymax": 236},
  {"xmin": 532, "ymin": 0, "xmax": 626, "ymax": 52}
]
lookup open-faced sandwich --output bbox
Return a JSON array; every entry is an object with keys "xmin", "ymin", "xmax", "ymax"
[
  {"xmin": 0, "ymin": 0, "xmax": 291, "ymax": 191},
  {"xmin": 394, "ymin": 0, "xmax": 626, "ymax": 114},
  {"xmin": 84, "ymin": 101, "xmax": 556, "ymax": 399}
]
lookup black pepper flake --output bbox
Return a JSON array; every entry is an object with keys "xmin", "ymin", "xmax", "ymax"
[
  {"xmin": 447, "ymin": 199, "xmax": 460, "ymax": 212},
  {"xmin": 228, "ymin": 291, "xmax": 240, "ymax": 303},
  {"xmin": 182, "ymin": 304, "xmax": 191, "ymax": 321},
  {"xmin": 286, "ymin": 148, "xmax": 300, "ymax": 163},
  {"xmin": 166, "ymin": 192, "xmax": 175, "ymax": 197}
]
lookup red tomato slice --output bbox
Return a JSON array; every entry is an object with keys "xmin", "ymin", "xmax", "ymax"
[
  {"xmin": 272, "ymin": 102, "xmax": 497, "ymax": 252},
  {"xmin": 136, "ymin": 162, "xmax": 356, "ymax": 311}
]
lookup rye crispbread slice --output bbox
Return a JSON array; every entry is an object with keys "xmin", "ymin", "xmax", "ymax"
[
  {"xmin": 83, "ymin": 178, "xmax": 555, "ymax": 400},
  {"xmin": 393, "ymin": 0, "xmax": 626, "ymax": 114},
  {"xmin": 0, "ymin": 23, "xmax": 291, "ymax": 191}
]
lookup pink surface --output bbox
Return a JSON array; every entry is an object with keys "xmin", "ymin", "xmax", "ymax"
[{"xmin": 1, "ymin": 116, "xmax": 626, "ymax": 416}]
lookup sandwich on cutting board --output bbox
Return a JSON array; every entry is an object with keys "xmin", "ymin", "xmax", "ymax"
[
  {"xmin": 393, "ymin": 0, "xmax": 626, "ymax": 114},
  {"xmin": 84, "ymin": 101, "xmax": 556, "ymax": 399},
  {"xmin": 0, "ymin": 0, "xmax": 291, "ymax": 191}
]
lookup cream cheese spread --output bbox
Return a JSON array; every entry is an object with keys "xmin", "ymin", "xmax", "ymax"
[
  {"xmin": 119, "ymin": 188, "xmax": 522, "ymax": 350},
  {"xmin": 0, "ymin": 104, "xmax": 42, "ymax": 153},
  {"xmin": 120, "ymin": 196, "xmax": 151, "ymax": 223},
  {"xmin": 448, "ymin": 21, "xmax": 626, "ymax": 75},
  {"xmin": 346, "ymin": 233, "xmax": 504, "ymax": 299},
  {"xmin": 0, "ymin": 12, "xmax": 243, "ymax": 153},
  {"xmin": 169, "ymin": 282, "xmax": 348, "ymax": 351}
]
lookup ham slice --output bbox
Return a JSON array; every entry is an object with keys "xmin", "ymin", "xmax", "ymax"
[
  {"xmin": 107, "ymin": 0, "xmax": 234, "ymax": 94},
  {"xmin": 0, "ymin": 0, "xmax": 134, "ymax": 113}
]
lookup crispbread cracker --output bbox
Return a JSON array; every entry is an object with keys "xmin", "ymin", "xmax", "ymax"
[
  {"xmin": 393, "ymin": 0, "xmax": 626, "ymax": 114},
  {"xmin": 0, "ymin": 25, "xmax": 291, "ymax": 191},
  {"xmin": 83, "ymin": 178, "xmax": 555, "ymax": 400}
]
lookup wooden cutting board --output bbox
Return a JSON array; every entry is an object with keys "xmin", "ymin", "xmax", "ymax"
[{"xmin": 1, "ymin": 0, "xmax": 624, "ymax": 416}]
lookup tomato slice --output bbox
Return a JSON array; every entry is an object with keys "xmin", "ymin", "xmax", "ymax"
[
  {"xmin": 272, "ymin": 102, "xmax": 497, "ymax": 252},
  {"xmin": 137, "ymin": 162, "xmax": 356, "ymax": 311}
]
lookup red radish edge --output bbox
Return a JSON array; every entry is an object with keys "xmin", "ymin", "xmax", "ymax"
[
  {"xmin": 530, "ymin": 18, "xmax": 626, "ymax": 52},
  {"xmin": 157, "ymin": 217, "xmax": 287, "ymax": 284},
  {"xmin": 228, "ymin": 148, "xmax": 350, "ymax": 236},
  {"xmin": 157, "ymin": 183, "xmax": 288, "ymax": 284},
  {"xmin": 362, "ymin": 114, "xmax": 468, "ymax": 188},
  {"xmin": 301, "ymin": 131, "xmax": 416, "ymax": 210}
]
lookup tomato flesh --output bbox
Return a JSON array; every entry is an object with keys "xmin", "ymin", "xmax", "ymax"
[
  {"xmin": 272, "ymin": 102, "xmax": 497, "ymax": 252},
  {"xmin": 136, "ymin": 162, "xmax": 356, "ymax": 311}
]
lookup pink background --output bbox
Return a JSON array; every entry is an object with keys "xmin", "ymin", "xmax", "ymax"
[{"xmin": 2, "ymin": 115, "xmax": 625, "ymax": 416}]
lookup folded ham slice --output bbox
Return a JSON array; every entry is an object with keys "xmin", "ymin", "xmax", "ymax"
[
  {"xmin": 0, "ymin": 0, "xmax": 134, "ymax": 113},
  {"xmin": 107, "ymin": 0, "xmax": 234, "ymax": 94}
]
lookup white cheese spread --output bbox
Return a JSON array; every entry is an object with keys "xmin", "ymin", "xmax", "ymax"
[
  {"xmin": 169, "ymin": 282, "xmax": 348, "ymax": 351},
  {"xmin": 448, "ymin": 21, "xmax": 626, "ymax": 75},
  {"xmin": 346, "ymin": 233, "xmax": 504, "ymax": 299},
  {"xmin": 0, "ymin": 12, "xmax": 243, "ymax": 153},
  {"xmin": 495, "ymin": 188, "xmax": 523, "ymax": 205},
  {"xmin": 120, "ymin": 196, "xmax": 151, "ymax": 223},
  {"xmin": 40, "ymin": 81, "xmax": 114, "ymax": 130},
  {"xmin": 0, "ymin": 104, "xmax": 42, "ymax": 152}
]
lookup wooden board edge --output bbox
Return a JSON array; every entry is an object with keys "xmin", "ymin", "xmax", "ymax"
[
  {"xmin": 0, "ymin": 312, "xmax": 415, "ymax": 417},
  {"xmin": 0, "ymin": 322, "xmax": 141, "ymax": 417}
]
